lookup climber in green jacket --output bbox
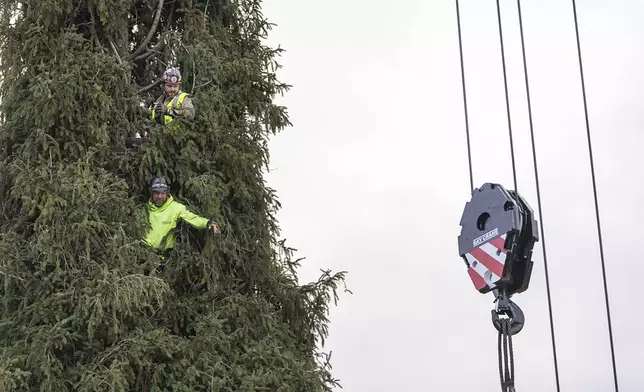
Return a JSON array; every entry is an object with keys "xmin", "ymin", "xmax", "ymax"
[{"xmin": 143, "ymin": 176, "xmax": 219, "ymax": 256}]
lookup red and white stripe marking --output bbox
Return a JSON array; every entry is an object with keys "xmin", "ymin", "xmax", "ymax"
[{"xmin": 465, "ymin": 234, "xmax": 508, "ymax": 290}]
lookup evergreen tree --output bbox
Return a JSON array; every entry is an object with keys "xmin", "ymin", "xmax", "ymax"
[{"xmin": 0, "ymin": 1, "xmax": 348, "ymax": 390}]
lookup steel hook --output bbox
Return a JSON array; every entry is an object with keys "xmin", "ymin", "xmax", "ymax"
[{"xmin": 491, "ymin": 295, "xmax": 525, "ymax": 335}]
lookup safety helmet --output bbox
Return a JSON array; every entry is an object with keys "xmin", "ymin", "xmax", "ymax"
[
  {"xmin": 162, "ymin": 67, "xmax": 181, "ymax": 83},
  {"xmin": 150, "ymin": 176, "xmax": 170, "ymax": 193}
]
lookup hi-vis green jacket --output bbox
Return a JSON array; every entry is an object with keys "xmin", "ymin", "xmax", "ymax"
[
  {"xmin": 143, "ymin": 195, "xmax": 209, "ymax": 251},
  {"xmin": 151, "ymin": 91, "xmax": 195, "ymax": 125}
]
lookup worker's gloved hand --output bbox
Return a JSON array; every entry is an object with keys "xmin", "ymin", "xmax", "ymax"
[
  {"xmin": 153, "ymin": 102, "xmax": 164, "ymax": 124},
  {"xmin": 207, "ymin": 219, "xmax": 220, "ymax": 234}
]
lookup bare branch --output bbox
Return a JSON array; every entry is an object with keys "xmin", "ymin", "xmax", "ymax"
[
  {"xmin": 193, "ymin": 80, "xmax": 212, "ymax": 92},
  {"xmin": 128, "ymin": 0, "xmax": 165, "ymax": 60},
  {"xmin": 133, "ymin": 41, "xmax": 166, "ymax": 62},
  {"xmin": 137, "ymin": 80, "xmax": 162, "ymax": 95},
  {"xmin": 191, "ymin": 63, "xmax": 195, "ymax": 94},
  {"xmin": 109, "ymin": 39, "xmax": 122, "ymax": 64},
  {"xmin": 88, "ymin": 7, "xmax": 102, "ymax": 51},
  {"xmin": 204, "ymin": 0, "xmax": 210, "ymax": 28},
  {"xmin": 109, "ymin": 38, "xmax": 129, "ymax": 83}
]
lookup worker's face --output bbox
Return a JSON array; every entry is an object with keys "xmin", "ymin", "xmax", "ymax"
[
  {"xmin": 164, "ymin": 82, "xmax": 180, "ymax": 98},
  {"xmin": 151, "ymin": 191, "xmax": 168, "ymax": 206}
]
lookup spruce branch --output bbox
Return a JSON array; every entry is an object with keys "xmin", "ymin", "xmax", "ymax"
[
  {"xmin": 137, "ymin": 80, "xmax": 161, "ymax": 95},
  {"xmin": 0, "ymin": 1, "xmax": 347, "ymax": 389},
  {"xmin": 128, "ymin": 0, "xmax": 165, "ymax": 60},
  {"xmin": 133, "ymin": 41, "xmax": 166, "ymax": 62}
]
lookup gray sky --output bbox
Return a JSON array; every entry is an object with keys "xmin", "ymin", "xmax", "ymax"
[{"xmin": 262, "ymin": 0, "xmax": 644, "ymax": 390}]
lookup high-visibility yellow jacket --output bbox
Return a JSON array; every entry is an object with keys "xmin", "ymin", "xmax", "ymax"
[
  {"xmin": 143, "ymin": 195, "xmax": 209, "ymax": 251},
  {"xmin": 151, "ymin": 91, "xmax": 194, "ymax": 125}
]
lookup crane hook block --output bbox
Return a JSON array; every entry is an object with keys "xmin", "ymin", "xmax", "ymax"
[{"xmin": 457, "ymin": 183, "xmax": 539, "ymax": 295}]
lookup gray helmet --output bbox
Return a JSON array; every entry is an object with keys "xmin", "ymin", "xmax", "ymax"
[
  {"xmin": 162, "ymin": 67, "xmax": 181, "ymax": 83},
  {"xmin": 150, "ymin": 176, "xmax": 170, "ymax": 193}
]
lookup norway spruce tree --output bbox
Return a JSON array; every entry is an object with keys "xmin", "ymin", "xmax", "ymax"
[{"xmin": 0, "ymin": 1, "xmax": 347, "ymax": 390}]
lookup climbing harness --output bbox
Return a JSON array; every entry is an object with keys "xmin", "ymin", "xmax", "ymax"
[{"xmin": 458, "ymin": 182, "xmax": 538, "ymax": 391}]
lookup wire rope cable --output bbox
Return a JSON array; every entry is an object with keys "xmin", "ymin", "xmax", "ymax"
[
  {"xmin": 495, "ymin": 0, "xmax": 518, "ymax": 191},
  {"xmin": 515, "ymin": 1, "xmax": 561, "ymax": 390},
  {"xmin": 570, "ymin": 1, "xmax": 619, "ymax": 390},
  {"xmin": 454, "ymin": 1, "xmax": 619, "ymax": 390},
  {"xmin": 455, "ymin": 0, "xmax": 474, "ymax": 192}
]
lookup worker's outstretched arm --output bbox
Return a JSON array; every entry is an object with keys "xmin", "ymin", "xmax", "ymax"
[
  {"xmin": 178, "ymin": 205, "xmax": 219, "ymax": 233},
  {"xmin": 178, "ymin": 205, "xmax": 209, "ymax": 229}
]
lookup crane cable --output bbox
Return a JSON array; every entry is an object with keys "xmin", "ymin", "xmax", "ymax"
[
  {"xmin": 495, "ymin": 0, "xmax": 518, "ymax": 194},
  {"xmin": 456, "ymin": 0, "xmax": 619, "ymax": 390},
  {"xmin": 493, "ymin": 1, "xmax": 518, "ymax": 389},
  {"xmin": 516, "ymin": 0, "xmax": 561, "ymax": 391},
  {"xmin": 571, "ymin": 0, "xmax": 619, "ymax": 390},
  {"xmin": 455, "ymin": 0, "xmax": 473, "ymax": 193},
  {"xmin": 455, "ymin": 0, "xmax": 560, "ymax": 390}
]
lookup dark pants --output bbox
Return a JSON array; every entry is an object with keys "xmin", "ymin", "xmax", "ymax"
[{"xmin": 152, "ymin": 248, "xmax": 173, "ymax": 273}]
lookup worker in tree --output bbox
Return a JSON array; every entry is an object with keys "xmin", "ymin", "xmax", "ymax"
[
  {"xmin": 143, "ymin": 176, "xmax": 219, "ymax": 258},
  {"xmin": 151, "ymin": 67, "xmax": 195, "ymax": 126}
]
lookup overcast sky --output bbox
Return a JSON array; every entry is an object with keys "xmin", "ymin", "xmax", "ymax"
[{"xmin": 261, "ymin": 1, "xmax": 644, "ymax": 391}]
